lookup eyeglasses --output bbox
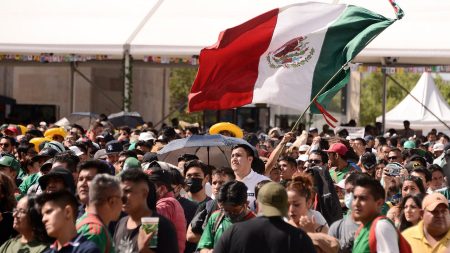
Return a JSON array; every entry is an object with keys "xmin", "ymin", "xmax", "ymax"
[
  {"xmin": 388, "ymin": 156, "xmax": 397, "ymax": 161},
  {"xmin": 308, "ymin": 159, "xmax": 322, "ymax": 164},
  {"xmin": 12, "ymin": 208, "xmax": 27, "ymax": 216}
]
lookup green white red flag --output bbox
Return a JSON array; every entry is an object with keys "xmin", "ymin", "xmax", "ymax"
[{"xmin": 188, "ymin": 1, "xmax": 403, "ymax": 115}]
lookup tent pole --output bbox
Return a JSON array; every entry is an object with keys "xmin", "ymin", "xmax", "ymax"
[
  {"xmin": 382, "ymin": 68, "xmax": 387, "ymax": 134},
  {"xmin": 70, "ymin": 62, "xmax": 75, "ymax": 113},
  {"xmin": 123, "ymin": 49, "xmax": 131, "ymax": 112},
  {"xmin": 387, "ymin": 74, "xmax": 450, "ymax": 131}
]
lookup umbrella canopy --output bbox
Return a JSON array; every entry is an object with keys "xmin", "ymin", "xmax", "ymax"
[
  {"xmin": 157, "ymin": 134, "xmax": 255, "ymax": 168},
  {"xmin": 55, "ymin": 112, "xmax": 99, "ymax": 130},
  {"xmin": 108, "ymin": 111, "xmax": 144, "ymax": 128}
]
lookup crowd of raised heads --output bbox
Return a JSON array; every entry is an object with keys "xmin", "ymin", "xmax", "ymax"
[{"xmin": 0, "ymin": 117, "xmax": 449, "ymax": 253}]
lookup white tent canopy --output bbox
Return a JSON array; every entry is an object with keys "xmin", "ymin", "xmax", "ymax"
[
  {"xmin": 1, "ymin": 0, "xmax": 449, "ymax": 64},
  {"xmin": 376, "ymin": 72, "xmax": 450, "ymax": 132}
]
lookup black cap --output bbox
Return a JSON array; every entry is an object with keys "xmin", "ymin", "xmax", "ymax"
[
  {"xmin": 38, "ymin": 167, "xmax": 75, "ymax": 193},
  {"xmin": 97, "ymin": 131, "xmax": 114, "ymax": 143},
  {"xmin": 32, "ymin": 147, "xmax": 59, "ymax": 161},
  {"xmin": 147, "ymin": 168, "xmax": 173, "ymax": 189},
  {"xmin": 177, "ymin": 154, "xmax": 199, "ymax": 162},
  {"xmin": 361, "ymin": 152, "xmax": 376, "ymax": 170},
  {"xmin": 105, "ymin": 140, "xmax": 123, "ymax": 154},
  {"xmin": 409, "ymin": 154, "xmax": 427, "ymax": 167}
]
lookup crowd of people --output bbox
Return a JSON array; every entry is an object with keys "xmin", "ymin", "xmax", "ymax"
[{"xmin": 0, "ymin": 118, "xmax": 449, "ymax": 253}]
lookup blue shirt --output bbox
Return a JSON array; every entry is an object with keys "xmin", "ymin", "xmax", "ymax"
[{"xmin": 44, "ymin": 233, "xmax": 100, "ymax": 253}]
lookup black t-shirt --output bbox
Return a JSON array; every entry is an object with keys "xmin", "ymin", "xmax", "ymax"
[
  {"xmin": 214, "ymin": 216, "xmax": 316, "ymax": 253},
  {"xmin": 176, "ymin": 196, "xmax": 198, "ymax": 226},
  {"xmin": 0, "ymin": 212, "xmax": 17, "ymax": 246},
  {"xmin": 113, "ymin": 214, "xmax": 178, "ymax": 253}
]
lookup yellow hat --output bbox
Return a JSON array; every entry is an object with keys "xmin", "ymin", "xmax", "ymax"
[
  {"xmin": 209, "ymin": 122, "xmax": 243, "ymax": 138},
  {"xmin": 18, "ymin": 125, "xmax": 27, "ymax": 135},
  {"xmin": 44, "ymin": 128, "xmax": 67, "ymax": 139},
  {"xmin": 29, "ymin": 137, "xmax": 52, "ymax": 152}
]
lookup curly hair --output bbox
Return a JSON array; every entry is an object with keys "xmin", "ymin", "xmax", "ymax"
[{"xmin": 286, "ymin": 172, "xmax": 314, "ymax": 201}]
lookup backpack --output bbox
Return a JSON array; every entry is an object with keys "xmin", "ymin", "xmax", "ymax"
[
  {"xmin": 76, "ymin": 214, "xmax": 111, "ymax": 253},
  {"xmin": 355, "ymin": 216, "xmax": 412, "ymax": 253},
  {"xmin": 307, "ymin": 166, "xmax": 343, "ymax": 225}
]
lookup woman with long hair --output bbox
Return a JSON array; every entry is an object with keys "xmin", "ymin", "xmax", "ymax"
[
  {"xmin": 0, "ymin": 194, "xmax": 51, "ymax": 252},
  {"xmin": 286, "ymin": 173, "xmax": 328, "ymax": 233},
  {"xmin": 0, "ymin": 171, "xmax": 17, "ymax": 246},
  {"xmin": 398, "ymin": 194, "xmax": 424, "ymax": 232}
]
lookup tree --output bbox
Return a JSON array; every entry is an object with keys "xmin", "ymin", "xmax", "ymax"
[
  {"xmin": 360, "ymin": 72, "xmax": 450, "ymax": 126},
  {"xmin": 168, "ymin": 67, "xmax": 202, "ymax": 124}
]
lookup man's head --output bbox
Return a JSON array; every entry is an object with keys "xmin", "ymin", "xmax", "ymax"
[
  {"xmin": 89, "ymin": 174, "xmax": 123, "ymax": 222},
  {"xmin": 325, "ymin": 143, "xmax": 348, "ymax": 167},
  {"xmin": 53, "ymin": 151, "xmax": 80, "ymax": 183},
  {"xmin": 377, "ymin": 144, "xmax": 391, "ymax": 162},
  {"xmin": 122, "ymin": 168, "xmax": 157, "ymax": 213},
  {"xmin": 76, "ymin": 160, "xmax": 111, "ymax": 205},
  {"xmin": 433, "ymin": 143, "xmax": 445, "ymax": 158},
  {"xmin": 257, "ymin": 182, "xmax": 288, "ymax": 217},
  {"xmin": 231, "ymin": 144, "xmax": 254, "ymax": 176},
  {"xmin": 183, "ymin": 160, "xmax": 210, "ymax": 195},
  {"xmin": 211, "ymin": 167, "xmax": 235, "ymax": 198},
  {"xmin": 403, "ymin": 120, "xmax": 410, "ymax": 129},
  {"xmin": 422, "ymin": 192, "xmax": 450, "ymax": 238},
  {"xmin": 429, "ymin": 165, "xmax": 445, "ymax": 191},
  {"xmin": 217, "ymin": 181, "xmax": 249, "ymax": 222},
  {"xmin": 307, "ymin": 150, "xmax": 326, "ymax": 168},
  {"xmin": 352, "ymin": 138, "xmax": 366, "ymax": 155},
  {"xmin": 37, "ymin": 190, "xmax": 79, "ymax": 238},
  {"xmin": 0, "ymin": 136, "xmax": 15, "ymax": 153},
  {"xmin": 38, "ymin": 167, "xmax": 75, "ymax": 194},
  {"xmin": 0, "ymin": 155, "xmax": 20, "ymax": 181},
  {"xmin": 352, "ymin": 175, "xmax": 385, "ymax": 224},
  {"xmin": 278, "ymin": 156, "xmax": 297, "ymax": 181},
  {"xmin": 105, "ymin": 140, "xmax": 123, "ymax": 164},
  {"xmin": 387, "ymin": 148, "xmax": 403, "ymax": 164},
  {"xmin": 360, "ymin": 152, "xmax": 377, "ymax": 176},
  {"xmin": 177, "ymin": 154, "xmax": 199, "ymax": 170},
  {"xmin": 147, "ymin": 168, "xmax": 172, "ymax": 202}
]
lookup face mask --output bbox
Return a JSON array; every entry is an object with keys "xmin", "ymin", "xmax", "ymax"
[
  {"xmin": 185, "ymin": 178, "xmax": 203, "ymax": 194},
  {"xmin": 344, "ymin": 192, "xmax": 353, "ymax": 210}
]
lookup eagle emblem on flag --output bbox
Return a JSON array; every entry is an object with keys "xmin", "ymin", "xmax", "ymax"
[{"xmin": 266, "ymin": 36, "xmax": 315, "ymax": 68}]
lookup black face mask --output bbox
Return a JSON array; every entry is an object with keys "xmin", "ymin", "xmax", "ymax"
[
  {"xmin": 185, "ymin": 178, "xmax": 203, "ymax": 194},
  {"xmin": 225, "ymin": 209, "xmax": 247, "ymax": 223}
]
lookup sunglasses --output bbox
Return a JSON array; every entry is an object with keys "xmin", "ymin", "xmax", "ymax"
[
  {"xmin": 388, "ymin": 156, "xmax": 397, "ymax": 160},
  {"xmin": 308, "ymin": 159, "xmax": 322, "ymax": 164}
]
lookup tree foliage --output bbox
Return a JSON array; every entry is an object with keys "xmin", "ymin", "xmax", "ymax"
[
  {"xmin": 168, "ymin": 67, "xmax": 202, "ymax": 124},
  {"xmin": 360, "ymin": 72, "xmax": 450, "ymax": 126}
]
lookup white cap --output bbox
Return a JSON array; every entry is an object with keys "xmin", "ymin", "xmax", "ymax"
[
  {"xmin": 335, "ymin": 179, "xmax": 346, "ymax": 189},
  {"xmin": 69, "ymin": 146, "xmax": 84, "ymax": 156},
  {"xmin": 139, "ymin": 132, "xmax": 156, "ymax": 141},
  {"xmin": 433, "ymin": 143, "xmax": 445, "ymax": 152},
  {"xmin": 299, "ymin": 145, "xmax": 310, "ymax": 152},
  {"xmin": 296, "ymin": 154, "xmax": 308, "ymax": 162}
]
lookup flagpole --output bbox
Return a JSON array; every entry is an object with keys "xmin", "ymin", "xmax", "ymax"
[{"xmin": 290, "ymin": 62, "xmax": 350, "ymax": 132}]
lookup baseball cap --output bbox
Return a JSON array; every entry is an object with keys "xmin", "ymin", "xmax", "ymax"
[
  {"xmin": 325, "ymin": 143, "xmax": 348, "ymax": 156},
  {"xmin": 364, "ymin": 135, "xmax": 374, "ymax": 142},
  {"xmin": 96, "ymin": 131, "xmax": 114, "ymax": 143},
  {"xmin": 93, "ymin": 149, "xmax": 107, "ymax": 160},
  {"xmin": 143, "ymin": 152, "xmax": 158, "ymax": 164},
  {"xmin": 299, "ymin": 145, "xmax": 310, "ymax": 152},
  {"xmin": 361, "ymin": 152, "xmax": 376, "ymax": 170},
  {"xmin": 123, "ymin": 157, "xmax": 141, "ymax": 171},
  {"xmin": 403, "ymin": 140, "xmax": 416, "ymax": 149},
  {"xmin": 69, "ymin": 146, "xmax": 84, "ymax": 156},
  {"xmin": 147, "ymin": 168, "xmax": 173, "ymax": 189},
  {"xmin": 139, "ymin": 132, "xmax": 156, "ymax": 142},
  {"xmin": 296, "ymin": 154, "xmax": 308, "ymax": 163},
  {"xmin": 422, "ymin": 192, "xmax": 449, "ymax": 211},
  {"xmin": 309, "ymin": 127, "xmax": 318, "ymax": 132},
  {"xmin": 0, "ymin": 155, "xmax": 21, "ymax": 172},
  {"xmin": 433, "ymin": 143, "xmax": 445, "ymax": 152},
  {"xmin": 105, "ymin": 140, "xmax": 123, "ymax": 154},
  {"xmin": 257, "ymin": 182, "xmax": 288, "ymax": 217}
]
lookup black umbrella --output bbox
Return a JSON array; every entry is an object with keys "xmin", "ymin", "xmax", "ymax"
[{"xmin": 108, "ymin": 111, "xmax": 144, "ymax": 128}]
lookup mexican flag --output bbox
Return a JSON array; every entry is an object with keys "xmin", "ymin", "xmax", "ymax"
[{"xmin": 188, "ymin": 2, "xmax": 402, "ymax": 113}]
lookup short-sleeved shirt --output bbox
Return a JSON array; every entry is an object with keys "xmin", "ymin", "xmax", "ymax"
[
  {"xmin": 76, "ymin": 213, "xmax": 115, "ymax": 253},
  {"xmin": 239, "ymin": 170, "xmax": 270, "ymax": 211},
  {"xmin": 18, "ymin": 172, "xmax": 41, "ymax": 198},
  {"xmin": 329, "ymin": 165, "xmax": 354, "ymax": 183},
  {"xmin": 328, "ymin": 216, "xmax": 359, "ymax": 253},
  {"xmin": 0, "ymin": 237, "xmax": 48, "ymax": 253},
  {"xmin": 197, "ymin": 211, "xmax": 255, "ymax": 250},
  {"xmin": 113, "ymin": 214, "xmax": 178, "ymax": 253},
  {"xmin": 214, "ymin": 216, "xmax": 316, "ymax": 253},
  {"xmin": 43, "ymin": 233, "xmax": 100, "ymax": 253},
  {"xmin": 402, "ymin": 220, "xmax": 450, "ymax": 253}
]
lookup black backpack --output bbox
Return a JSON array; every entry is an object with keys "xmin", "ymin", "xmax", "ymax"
[{"xmin": 307, "ymin": 166, "xmax": 343, "ymax": 225}]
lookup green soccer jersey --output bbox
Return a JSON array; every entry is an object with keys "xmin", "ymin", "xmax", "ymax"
[
  {"xmin": 352, "ymin": 220, "xmax": 372, "ymax": 253},
  {"xmin": 76, "ymin": 212, "xmax": 115, "ymax": 253}
]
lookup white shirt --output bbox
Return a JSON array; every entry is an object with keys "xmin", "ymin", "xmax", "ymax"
[
  {"xmin": 375, "ymin": 219, "xmax": 399, "ymax": 253},
  {"xmin": 239, "ymin": 169, "xmax": 270, "ymax": 211}
]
